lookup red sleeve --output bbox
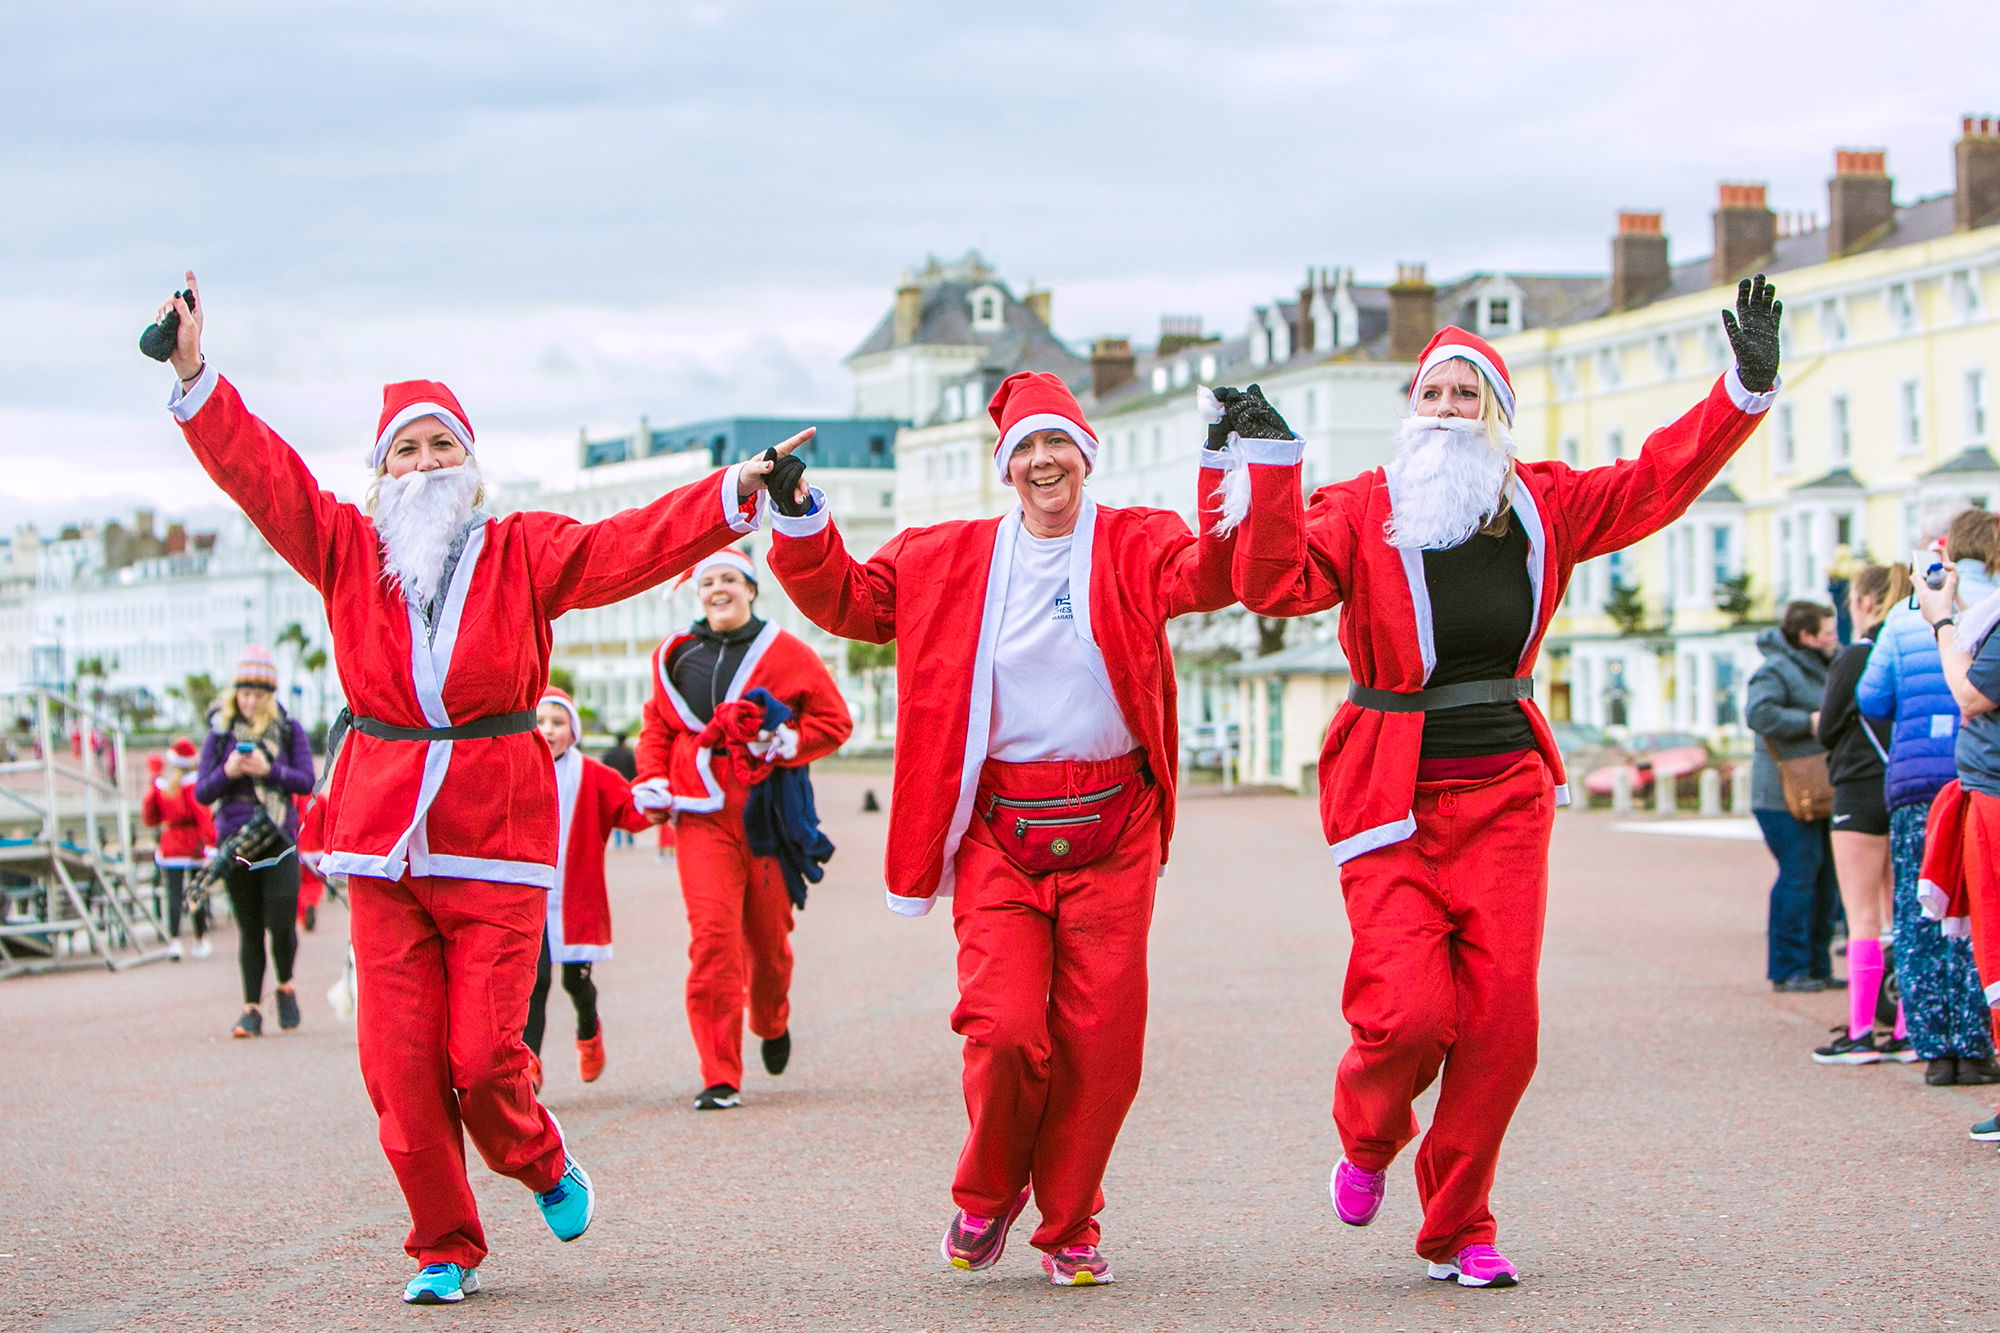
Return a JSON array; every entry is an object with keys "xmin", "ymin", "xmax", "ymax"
[
  {"xmin": 766, "ymin": 515, "xmax": 903, "ymax": 645},
  {"xmin": 141, "ymin": 786, "xmax": 164, "ymax": 828},
  {"xmin": 1154, "ymin": 464, "xmax": 1240, "ymax": 617},
  {"xmin": 172, "ymin": 372, "xmax": 357, "ymax": 594},
  {"xmin": 592, "ymin": 760, "xmax": 653, "ymax": 833},
  {"xmin": 1543, "ymin": 371, "xmax": 1774, "ymax": 562},
  {"xmin": 1233, "ymin": 455, "xmax": 1350, "ymax": 617},
  {"xmin": 777, "ymin": 637, "xmax": 853, "ymax": 768},
  {"xmin": 634, "ymin": 644, "xmax": 675, "ymax": 784},
  {"xmin": 524, "ymin": 470, "xmax": 757, "ymax": 618}
]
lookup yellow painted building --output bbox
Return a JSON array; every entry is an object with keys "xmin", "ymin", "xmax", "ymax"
[{"xmin": 1496, "ymin": 121, "xmax": 2000, "ymax": 740}]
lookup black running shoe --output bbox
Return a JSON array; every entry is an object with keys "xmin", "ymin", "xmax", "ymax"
[
  {"xmin": 1926, "ymin": 1056, "xmax": 1960, "ymax": 1086},
  {"xmin": 1956, "ymin": 1057, "xmax": 2000, "ymax": 1086},
  {"xmin": 762, "ymin": 1031, "xmax": 791, "ymax": 1076},
  {"xmin": 1811, "ymin": 1027, "xmax": 1881, "ymax": 1065},
  {"xmin": 694, "ymin": 1084, "xmax": 741, "ymax": 1111},
  {"xmin": 232, "ymin": 1007, "xmax": 262, "ymax": 1039},
  {"xmin": 276, "ymin": 987, "xmax": 300, "ymax": 1031},
  {"xmin": 1876, "ymin": 1036, "xmax": 1919, "ymax": 1064}
]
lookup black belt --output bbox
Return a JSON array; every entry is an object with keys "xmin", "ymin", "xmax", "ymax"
[
  {"xmin": 348, "ymin": 709, "xmax": 540, "ymax": 742},
  {"xmin": 1348, "ymin": 678, "xmax": 1532, "ymax": 713}
]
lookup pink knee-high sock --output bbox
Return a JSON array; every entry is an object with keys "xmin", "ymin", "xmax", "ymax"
[{"xmin": 1848, "ymin": 937, "xmax": 1884, "ymax": 1041}]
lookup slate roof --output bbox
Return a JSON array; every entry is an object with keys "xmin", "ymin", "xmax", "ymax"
[
  {"xmin": 1791, "ymin": 467, "xmax": 1867, "ymax": 492},
  {"xmin": 1921, "ymin": 447, "xmax": 2000, "ymax": 478}
]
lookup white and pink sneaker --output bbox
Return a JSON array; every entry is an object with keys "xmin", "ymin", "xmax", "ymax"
[
  {"xmin": 1427, "ymin": 1243, "xmax": 1518, "ymax": 1288},
  {"xmin": 1330, "ymin": 1158, "xmax": 1385, "ymax": 1227}
]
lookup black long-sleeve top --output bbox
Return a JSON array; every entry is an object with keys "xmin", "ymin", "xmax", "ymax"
[{"xmin": 1817, "ymin": 637, "xmax": 1892, "ymax": 790}]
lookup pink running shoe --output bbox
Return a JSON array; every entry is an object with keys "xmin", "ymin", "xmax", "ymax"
[
  {"xmin": 1330, "ymin": 1157, "xmax": 1385, "ymax": 1226},
  {"xmin": 1426, "ymin": 1243, "xmax": 1519, "ymax": 1288},
  {"xmin": 940, "ymin": 1186, "xmax": 1031, "ymax": 1271},
  {"xmin": 1042, "ymin": 1244, "xmax": 1113, "ymax": 1287}
]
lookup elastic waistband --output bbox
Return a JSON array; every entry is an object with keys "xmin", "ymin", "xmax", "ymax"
[
  {"xmin": 979, "ymin": 749, "xmax": 1149, "ymax": 790},
  {"xmin": 1350, "ymin": 677, "xmax": 1532, "ymax": 713},
  {"xmin": 349, "ymin": 709, "xmax": 539, "ymax": 743}
]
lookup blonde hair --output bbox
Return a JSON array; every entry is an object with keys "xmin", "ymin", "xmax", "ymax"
[
  {"xmin": 1848, "ymin": 563, "xmax": 1914, "ymax": 640},
  {"xmin": 215, "ymin": 684, "xmax": 277, "ymax": 737}
]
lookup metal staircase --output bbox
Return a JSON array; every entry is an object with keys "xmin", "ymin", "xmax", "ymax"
[{"xmin": 0, "ymin": 689, "xmax": 175, "ymax": 977}]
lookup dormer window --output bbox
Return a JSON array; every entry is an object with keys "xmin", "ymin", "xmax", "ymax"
[
  {"xmin": 1486, "ymin": 298, "xmax": 1511, "ymax": 327},
  {"xmin": 967, "ymin": 284, "xmax": 1006, "ymax": 334},
  {"xmin": 1170, "ymin": 360, "xmax": 1191, "ymax": 388},
  {"xmin": 1151, "ymin": 366, "xmax": 1170, "ymax": 393},
  {"xmin": 1199, "ymin": 353, "xmax": 1217, "ymax": 380},
  {"xmin": 1474, "ymin": 278, "xmax": 1523, "ymax": 338}
]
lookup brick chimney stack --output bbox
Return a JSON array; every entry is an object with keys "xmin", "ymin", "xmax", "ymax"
[
  {"xmin": 1711, "ymin": 182, "xmax": 1775, "ymax": 288},
  {"xmin": 1610, "ymin": 211, "xmax": 1671, "ymax": 312},
  {"xmin": 1090, "ymin": 338, "xmax": 1136, "ymax": 398},
  {"xmin": 1957, "ymin": 115, "xmax": 2000, "ymax": 231},
  {"xmin": 1023, "ymin": 285, "xmax": 1052, "ymax": 326},
  {"xmin": 892, "ymin": 275, "xmax": 923, "ymax": 346},
  {"xmin": 1828, "ymin": 149, "xmax": 1894, "ymax": 256},
  {"xmin": 1387, "ymin": 263, "xmax": 1437, "ymax": 361}
]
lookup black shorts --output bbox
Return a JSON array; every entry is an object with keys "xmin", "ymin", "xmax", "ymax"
[{"xmin": 1830, "ymin": 781, "xmax": 1889, "ymax": 837}]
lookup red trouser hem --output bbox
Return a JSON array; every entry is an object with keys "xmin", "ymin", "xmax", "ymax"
[
  {"xmin": 1333, "ymin": 752, "xmax": 1552, "ymax": 1262},
  {"xmin": 350, "ymin": 873, "xmax": 567, "ymax": 1269},
  {"xmin": 676, "ymin": 785, "xmax": 795, "ymax": 1091},
  {"xmin": 949, "ymin": 777, "xmax": 1161, "ymax": 1253}
]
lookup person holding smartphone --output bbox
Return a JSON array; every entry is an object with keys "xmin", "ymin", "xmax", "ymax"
[{"xmin": 195, "ymin": 646, "xmax": 316, "ymax": 1037}]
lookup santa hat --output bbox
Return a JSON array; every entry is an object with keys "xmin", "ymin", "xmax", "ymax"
[
  {"xmin": 169, "ymin": 736, "xmax": 199, "ymax": 769},
  {"xmin": 146, "ymin": 750, "xmax": 165, "ymax": 779},
  {"xmin": 233, "ymin": 645, "xmax": 278, "ymax": 690},
  {"xmin": 673, "ymin": 546, "xmax": 758, "ymax": 595},
  {"xmin": 538, "ymin": 686, "xmax": 582, "ymax": 740},
  {"xmin": 988, "ymin": 371, "xmax": 1099, "ymax": 481},
  {"xmin": 1409, "ymin": 326, "xmax": 1515, "ymax": 424},
  {"xmin": 370, "ymin": 380, "xmax": 476, "ymax": 470}
]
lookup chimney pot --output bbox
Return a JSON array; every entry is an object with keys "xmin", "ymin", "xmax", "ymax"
[
  {"xmin": 1712, "ymin": 181, "xmax": 1776, "ymax": 288},
  {"xmin": 1387, "ymin": 263, "xmax": 1437, "ymax": 360},
  {"xmin": 1829, "ymin": 146, "xmax": 1895, "ymax": 256},
  {"xmin": 892, "ymin": 279, "xmax": 923, "ymax": 347},
  {"xmin": 1611, "ymin": 209, "xmax": 1672, "ymax": 312}
]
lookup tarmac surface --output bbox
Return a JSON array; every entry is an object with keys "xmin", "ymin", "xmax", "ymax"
[{"xmin": 7, "ymin": 770, "xmax": 1997, "ymax": 1331}]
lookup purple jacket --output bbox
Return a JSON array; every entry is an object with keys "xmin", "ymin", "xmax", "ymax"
[{"xmin": 194, "ymin": 710, "xmax": 316, "ymax": 841}]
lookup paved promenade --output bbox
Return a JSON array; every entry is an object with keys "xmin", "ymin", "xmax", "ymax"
[{"xmin": 7, "ymin": 772, "xmax": 1995, "ymax": 1331}]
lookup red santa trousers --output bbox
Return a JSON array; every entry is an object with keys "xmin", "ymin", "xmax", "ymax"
[
  {"xmin": 675, "ymin": 782, "xmax": 794, "ymax": 1090},
  {"xmin": 350, "ymin": 873, "xmax": 566, "ymax": 1269},
  {"xmin": 1956, "ymin": 792, "xmax": 2000, "ymax": 1054},
  {"xmin": 949, "ymin": 754, "xmax": 1162, "ymax": 1254},
  {"xmin": 1334, "ymin": 751, "xmax": 1554, "ymax": 1262}
]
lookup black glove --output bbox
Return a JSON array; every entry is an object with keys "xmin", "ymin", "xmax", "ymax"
[
  {"xmin": 1212, "ymin": 384, "xmax": 1295, "ymax": 441},
  {"xmin": 761, "ymin": 447, "xmax": 812, "ymax": 518},
  {"xmin": 1721, "ymin": 274, "xmax": 1782, "ymax": 394}
]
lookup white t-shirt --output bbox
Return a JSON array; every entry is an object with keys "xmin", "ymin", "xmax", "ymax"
[{"xmin": 986, "ymin": 527, "xmax": 1137, "ymax": 763}]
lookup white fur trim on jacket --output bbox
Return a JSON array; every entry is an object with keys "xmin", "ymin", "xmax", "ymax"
[{"xmin": 1723, "ymin": 367, "xmax": 1780, "ymax": 414}]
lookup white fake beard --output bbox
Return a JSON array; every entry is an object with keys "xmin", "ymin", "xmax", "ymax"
[
  {"xmin": 1382, "ymin": 417, "xmax": 1516, "ymax": 550},
  {"xmin": 372, "ymin": 460, "xmax": 483, "ymax": 607}
]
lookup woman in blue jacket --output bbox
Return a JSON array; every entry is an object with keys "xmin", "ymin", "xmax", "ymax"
[{"xmin": 1857, "ymin": 509, "xmax": 2000, "ymax": 1086}]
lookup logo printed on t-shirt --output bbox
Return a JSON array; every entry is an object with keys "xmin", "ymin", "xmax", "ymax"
[{"xmin": 1053, "ymin": 593, "xmax": 1074, "ymax": 621}]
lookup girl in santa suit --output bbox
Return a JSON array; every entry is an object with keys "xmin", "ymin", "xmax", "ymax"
[
  {"xmin": 523, "ymin": 687, "xmax": 651, "ymax": 1090},
  {"xmin": 1220, "ymin": 278, "xmax": 1783, "ymax": 1288},
  {"xmin": 142, "ymin": 736, "xmax": 216, "ymax": 953},
  {"xmin": 764, "ymin": 371, "xmax": 1239, "ymax": 1287},
  {"xmin": 633, "ymin": 546, "xmax": 853, "ymax": 1111},
  {"xmin": 152, "ymin": 272, "xmax": 797, "ymax": 1306}
]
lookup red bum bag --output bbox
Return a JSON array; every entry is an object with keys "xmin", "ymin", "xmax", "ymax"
[{"xmin": 976, "ymin": 752, "xmax": 1151, "ymax": 874}]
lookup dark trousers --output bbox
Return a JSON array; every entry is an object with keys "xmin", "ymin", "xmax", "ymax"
[
  {"xmin": 524, "ymin": 928, "xmax": 599, "ymax": 1055},
  {"xmin": 155, "ymin": 865, "xmax": 208, "ymax": 940},
  {"xmin": 224, "ymin": 855, "xmax": 300, "ymax": 1005},
  {"xmin": 1755, "ymin": 808, "xmax": 1840, "ymax": 983}
]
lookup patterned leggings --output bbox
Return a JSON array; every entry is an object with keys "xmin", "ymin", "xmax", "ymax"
[{"xmin": 1890, "ymin": 803, "xmax": 1993, "ymax": 1060}]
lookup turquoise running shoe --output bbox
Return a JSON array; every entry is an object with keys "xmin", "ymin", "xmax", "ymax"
[
  {"xmin": 535, "ymin": 1155, "xmax": 596, "ymax": 1242},
  {"xmin": 402, "ymin": 1263, "xmax": 478, "ymax": 1305}
]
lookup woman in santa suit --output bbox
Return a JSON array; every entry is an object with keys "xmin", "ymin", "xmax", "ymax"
[
  {"xmin": 1222, "ymin": 278, "xmax": 1783, "ymax": 1288},
  {"xmin": 764, "ymin": 371, "xmax": 1239, "ymax": 1288},
  {"xmin": 521, "ymin": 687, "xmax": 652, "ymax": 1090},
  {"xmin": 152, "ymin": 271, "xmax": 797, "ymax": 1306},
  {"xmin": 633, "ymin": 546, "xmax": 852, "ymax": 1111},
  {"xmin": 142, "ymin": 736, "xmax": 216, "ymax": 953}
]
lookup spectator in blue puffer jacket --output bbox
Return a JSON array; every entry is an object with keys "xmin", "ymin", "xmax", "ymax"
[{"xmin": 1857, "ymin": 507, "xmax": 2000, "ymax": 1086}]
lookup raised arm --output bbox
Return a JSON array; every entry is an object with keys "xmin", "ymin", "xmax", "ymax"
[
  {"xmin": 1551, "ymin": 277, "xmax": 1783, "ymax": 563},
  {"xmin": 1155, "ymin": 449, "xmax": 1243, "ymax": 618},
  {"xmin": 160, "ymin": 273, "xmax": 353, "ymax": 593},
  {"xmin": 764, "ymin": 490, "xmax": 903, "ymax": 645},
  {"xmin": 1207, "ymin": 384, "xmax": 1345, "ymax": 617}
]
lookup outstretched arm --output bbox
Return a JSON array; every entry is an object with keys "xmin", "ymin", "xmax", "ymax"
[
  {"xmin": 1554, "ymin": 277, "xmax": 1783, "ymax": 562},
  {"xmin": 764, "ymin": 490, "xmax": 903, "ymax": 644},
  {"xmin": 1210, "ymin": 384, "xmax": 1345, "ymax": 616}
]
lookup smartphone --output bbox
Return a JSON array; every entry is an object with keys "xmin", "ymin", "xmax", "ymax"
[{"xmin": 235, "ymin": 741, "xmax": 255, "ymax": 755}]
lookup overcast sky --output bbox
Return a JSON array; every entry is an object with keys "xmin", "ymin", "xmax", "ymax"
[{"xmin": 4, "ymin": 0, "xmax": 1995, "ymax": 528}]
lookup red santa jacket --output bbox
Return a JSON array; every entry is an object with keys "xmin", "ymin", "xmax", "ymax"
[
  {"xmin": 767, "ymin": 457, "xmax": 1238, "ymax": 914},
  {"xmin": 553, "ymin": 752, "xmax": 653, "ymax": 950},
  {"xmin": 634, "ymin": 623, "xmax": 853, "ymax": 814},
  {"xmin": 170, "ymin": 368, "xmax": 757, "ymax": 889},
  {"xmin": 143, "ymin": 781, "xmax": 216, "ymax": 867},
  {"xmin": 1232, "ymin": 370, "xmax": 1777, "ymax": 864}
]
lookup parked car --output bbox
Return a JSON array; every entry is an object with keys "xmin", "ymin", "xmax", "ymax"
[
  {"xmin": 1551, "ymin": 721, "xmax": 1622, "ymax": 778},
  {"xmin": 1583, "ymin": 730, "xmax": 1714, "ymax": 798}
]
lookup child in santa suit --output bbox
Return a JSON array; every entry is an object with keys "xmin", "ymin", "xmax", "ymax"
[
  {"xmin": 1221, "ymin": 279, "xmax": 1783, "ymax": 1288},
  {"xmin": 153, "ymin": 271, "xmax": 799, "ymax": 1306},
  {"xmin": 523, "ymin": 687, "xmax": 651, "ymax": 1090},
  {"xmin": 633, "ymin": 547, "xmax": 852, "ymax": 1110},
  {"xmin": 142, "ymin": 736, "xmax": 216, "ymax": 953},
  {"xmin": 764, "ymin": 371, "xmax": 1238, "ymax": 1286}
]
